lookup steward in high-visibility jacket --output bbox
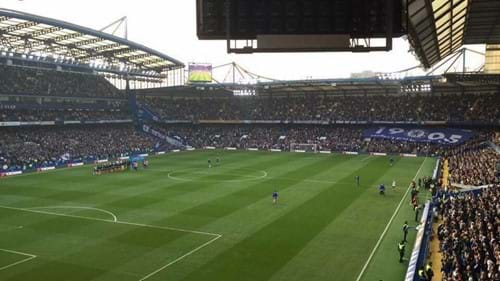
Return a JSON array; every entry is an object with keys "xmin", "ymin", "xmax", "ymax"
[
  {"xmin": 398, "ymin": 241, "xmax": 406, "ymax": 263},
  {"xmin": 418, "ymin": 266, "xmax": 428, "ymax": 281},
  {"xmin": 425, "ymin": 262, "xmax": 434, "ymax": 280}
]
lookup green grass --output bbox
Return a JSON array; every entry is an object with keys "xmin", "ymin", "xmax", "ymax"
[
  {"xmin": 0, "ymin": 150, "xmax": 434, "ymax": 281},
  {"xmin": 188, "ymin": 71, "xmax": 212, "ymax": 82}
]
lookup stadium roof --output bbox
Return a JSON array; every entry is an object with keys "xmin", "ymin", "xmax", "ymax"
[
  {"xmin": 0, "ymin": 9, "xmax": 184, "ymax": 74},
  {"xmin": 408, "ymin": 0, "xmax": 500, "ymax": 69}
]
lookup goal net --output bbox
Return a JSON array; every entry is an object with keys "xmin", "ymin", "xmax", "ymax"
[{"xmin": 290, "ymin": 143, "xmax": 319, "ymax": 153}]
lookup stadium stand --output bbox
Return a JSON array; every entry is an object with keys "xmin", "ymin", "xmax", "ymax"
[
  {"xmin": 0, "ymin": 109, "xmax": 131, "ymax": 122},
  {"xmin": 139, "ymin": 93, "xmax": 500, "ymax": 123},
  {"xmin": 0, "ymin": 124, "xmax": 156, "ymax": 172},
  {"xmin": 439, "ymin": 132, "xmax": 499, "ymax": 186},
  {"xmin": 436, "ymin": 186, "xmax": 499, "ymax": 281},
  {"xmin": 151, "ymin": 124, "xmax": 449, "ymax": 155},
  {"xmin": 0, "ymin": 65, "xmax": 123, "ymax": 98}
]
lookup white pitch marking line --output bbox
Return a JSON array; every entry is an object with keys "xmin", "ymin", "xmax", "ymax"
[
  {"xmin": 167, "ymin": 168, "xmax": 268, "ymax": 182},
  {"xmin": 27, "ymin": 206, "xmax": 118, "ymax": 222},
  {"xmin": 138, "ymin": 234, "xmax": 222, "ymax": 281},
  {"xmin": 355, "ymin": 157, "xmax": 427, "ymax": 281},
  {"xmin": 0, "ymin": 205, "xmax": 220, "ymax": 237},
  {"xmin": 161, "ymin": 168, "xmax": 338, "ymax": 185},
  {"xmin": 0, "ymin": 248, "xmax": 37, "ymax": 271},
  {"xmin": 360, "ymin": 155, "xmax": 372, "ymax": 162}
]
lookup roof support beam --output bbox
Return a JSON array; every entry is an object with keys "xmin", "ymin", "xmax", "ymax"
[
  {"xmin": 73, "ymin": 37, "xmax": 105, "ymax": 47},
  {"xmin": 120, "ymin": 53, "xmax": 150, "ymax": 60},
  {"xmin": 1, "ymin": 21, "xmax": 38, "ymax": 33}
]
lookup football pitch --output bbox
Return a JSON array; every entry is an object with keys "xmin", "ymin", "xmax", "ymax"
[{"xmin": 0, "ymin": 150, "xmax": 434, "ymax": 281}]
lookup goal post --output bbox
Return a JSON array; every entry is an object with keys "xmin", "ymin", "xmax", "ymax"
[{"xmin": 290, "ymin": 143, "xmax": 319, "ymax": 153}]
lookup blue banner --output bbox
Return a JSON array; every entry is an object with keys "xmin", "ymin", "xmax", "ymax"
[{"xmin": 363, "ymin": 127, "xmax": 474, "ymax": 145}]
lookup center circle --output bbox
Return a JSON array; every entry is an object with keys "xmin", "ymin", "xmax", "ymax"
[{"xmin": 167, "ymin": 167, "xmax": 268, "ymax": 182}]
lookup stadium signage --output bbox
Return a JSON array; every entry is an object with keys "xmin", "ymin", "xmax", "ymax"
[
  {"xmin": 142, "ymin": 124, "xmax": 168, "ymax": 141},
  {"xmin": 0, "ymin": 104, "xmax": 16, "ymax": 110},
  {"xmin": 432, "ymin": 158, "xmax": 441, "ymax": 180},
  {"xmin": 363, "ymin": 127, "xmax": 474, "ymax": 145},
  {"xmin": 370, "ymin": 152, "xmax": 388, "ymax": 156},
  {"xmin": 400, "ymin": 153, "xmax": 418, "ymax": 157},
  {"xmin": 0, "ymin": 121, "xmax": 56, "ymax": 127},
  {"xmin": 405, "ymin": 202, "xmax": 431, "ymax": 281},
  {"xmin": 0, "ymin": 170, "xmax": 23, "ymax": 177},
  {"xmin": 38, "ymin": 166, "xmax": 56, "ymax": 171}
]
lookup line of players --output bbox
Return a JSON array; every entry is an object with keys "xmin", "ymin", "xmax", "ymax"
[
  {"xmin": 93, "ymin": 159, "xmax": 130, "ymax": 175},
  {"xmin": 93, "ymin": 158, "xmax": 149, "ymax": 175}
]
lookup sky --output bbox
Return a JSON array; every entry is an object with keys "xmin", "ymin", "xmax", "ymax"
[{"xmin": 1, "ymin": 0, "xmax": 486, "ymax": 81}]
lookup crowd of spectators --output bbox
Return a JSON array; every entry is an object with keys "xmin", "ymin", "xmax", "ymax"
[
  {"xmin": 437, "ymin": 186, "xmax": 499, "ymax": 281},
  {"xmin": 441, "ymin": 132, "xmax": 499, "ymax": 186},
  {"xmin": 154, "ymin": 125, "xmax": 453, "ymax": 154},
  {"xmin": 156, "ymin": 125, "xmax": 365, "ymax": 151},
  {"xmin": 0, "ymin": 125, "xmax": 156, "ymax": 171},
  {"xmin": 0, "ymin": 121, "xmax": 497, "ymax": 186},
  {"xmin": 0, "ymin": 109, "xmax": 132, "ymax": 122},
  {"xmin": 365, "ymin": 138, "xmax": 443, "ymax": 155},
  {"xmin": 140, "ymin": 93, "xmax": 500, "ymax": 123},
  {"xmin": 0, "ymin": 65, "xmax": 122, "ymax": 98},
  {"xmin": 447, "ymin": 146, "xmax": 499, "ymax": 186}
]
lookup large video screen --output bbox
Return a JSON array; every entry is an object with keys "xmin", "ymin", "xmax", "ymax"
[{"xmin": 188, "ymin": 63, "xmax": 212, "ymax": 83}]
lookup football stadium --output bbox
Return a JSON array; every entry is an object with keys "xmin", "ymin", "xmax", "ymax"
[{"xmin": 0, "ymin": 1, "xmax": 499, "ymax": 281}]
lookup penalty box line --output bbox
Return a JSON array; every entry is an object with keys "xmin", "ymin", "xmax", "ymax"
[
  {"xmin": 0, "ymin": 204, "xmax": 220, "ymax": 237},
  {"xmin": 0, "ymin": 204, "xmax": 223, "ymax": 280},
  {"xmin": 0, "ymin": 248, "xmax": 37, "ymax": 271}
]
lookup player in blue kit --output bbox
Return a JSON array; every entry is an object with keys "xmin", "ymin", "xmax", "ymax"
[
  {"xmin": 379, "ymin": 184, "xmax": 386, "ymax": 195},
  {"xmin": 272, "ymin": 191, "xmax": 279, "ymax": 205}
]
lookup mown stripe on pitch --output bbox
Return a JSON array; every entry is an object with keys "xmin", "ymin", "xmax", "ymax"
[
  {"xmin": 95, "ymin": 152, "xmax": 298, "ymax": 211},
  {"xmin": 180, "ymin": 157, "xmax": 390, "ymax": 281},
  {"xmin": 2, "ymin": 151, "xmax": 273, "ymax": 210},
  {"xmin": 266, "ymin": 157, "xmax": 418, "ymax": 281},
  {"xmin": 76, "ymin": 154, "xmax": 310, "ymax": 250},
  {"xmin": 3, "ymin": 153, "xmax": 339, "ymax": 279},
  {"xmin": 150, "ymin": 154, "xmax": 353, "ymax": 230}
]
